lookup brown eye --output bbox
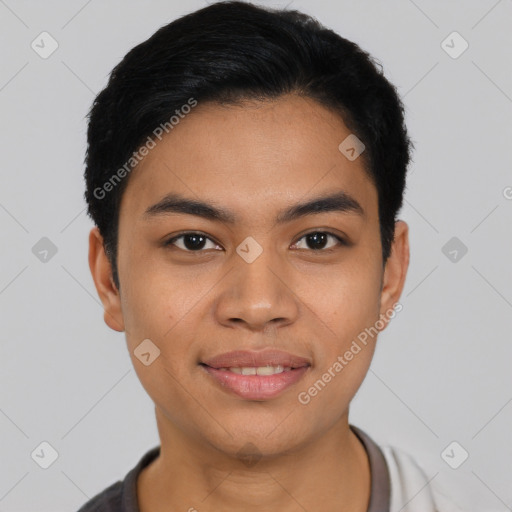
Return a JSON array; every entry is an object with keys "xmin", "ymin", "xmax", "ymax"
[
  {"xmin": 164, "ymin": 233, "xmax": 221, "ymax": 252},
  {"xmin": 292, "ymin": 232, "xmax": 345, "ymax": 251}
]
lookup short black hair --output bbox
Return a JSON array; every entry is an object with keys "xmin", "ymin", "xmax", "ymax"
[{"xmin": 84, "ymin": 0, "xmax": 413, "ymax": 290}]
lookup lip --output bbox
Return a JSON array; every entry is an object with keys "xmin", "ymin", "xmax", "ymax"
[
  {"xmin": 200, "ymin": 349, "xmax": 311, "ymax": 400},
  {"xmin": 201, "ymin": 365, "xmax": 310, "ymax": 400},
  {"xmin": 202, "ymin": 349, "xmax": 311, "ymax": 369}
]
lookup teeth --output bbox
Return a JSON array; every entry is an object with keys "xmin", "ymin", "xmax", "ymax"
[
  {"xmin": 226, "ymin": 365, "xmax": 288, "ymax": 375},
  {"xmin": 256, "ymin": 365, "xmax": 284, "ymax": 376}
]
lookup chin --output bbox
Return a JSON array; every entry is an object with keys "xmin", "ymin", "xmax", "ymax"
[{"xmin": 197, "ymin": 414, "xmax": 310, "ymax": 462}]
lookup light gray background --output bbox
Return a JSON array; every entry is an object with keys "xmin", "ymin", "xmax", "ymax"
[{"xmin": 1, "ymin": 1, "xmax": 511, "ymax": 511}]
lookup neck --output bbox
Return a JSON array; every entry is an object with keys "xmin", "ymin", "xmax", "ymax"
[{"xmin": 137, "ymin": 408, "xmax": 370, "ymax": 512}]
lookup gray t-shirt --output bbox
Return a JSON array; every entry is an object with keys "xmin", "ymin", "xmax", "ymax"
[{"xmin": 76, "ymin": 425, "xmax": 390, "ymax": 512}]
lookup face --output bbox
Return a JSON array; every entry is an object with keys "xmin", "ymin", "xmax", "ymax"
[{"xmin": 89, "ymin": 94, "xmax": 409, "ymax": 458}]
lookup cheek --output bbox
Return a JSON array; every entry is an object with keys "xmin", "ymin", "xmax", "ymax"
[
  {"xmin": 118, "ymin": 266, "xmax": 201, "ymax": 417},
  {"xmin": 118, "ymin": 250, "xmax": 215, "ymax": 387},
  {"xmin": 118, "ymin": 245, "xmax": 194, "ymax": 337},
  {"xmin": 297, "ymin": 274, "xmax": 380, "ymax": 421},
  {"xmin": 305, "ymin": 261, "xmax": 382, "ymax": 346},
  {"xmin": 301, "ymin": 259, "xmax": 382, "ymax": 406}
]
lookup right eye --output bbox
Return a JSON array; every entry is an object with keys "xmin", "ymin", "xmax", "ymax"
[{"xmin": 163, "ymin": 232, "xmax": 223, "ymax": 252}]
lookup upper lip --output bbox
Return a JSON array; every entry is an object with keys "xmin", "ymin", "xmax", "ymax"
[{"xmin": 202, "ymin": 349, "xmax": 311, "ymax": 369}]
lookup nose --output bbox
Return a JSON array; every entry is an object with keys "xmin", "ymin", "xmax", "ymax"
[{"xmin": 214, "ymin": 242, "xmax": 300, "ymax": 332}]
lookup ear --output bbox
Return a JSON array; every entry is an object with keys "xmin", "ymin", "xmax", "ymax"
[
  {"xmin": 88, "ymin": 227, "xmax": 125, "ymax": 332},
  {"xmin": 378, "ymin": 220, "xmax": 409, "ymax": 330}
]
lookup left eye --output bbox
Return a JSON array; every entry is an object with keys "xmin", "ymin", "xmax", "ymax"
[{"xmin": 292, "ymin": 232, "xmax": 345, "ymax": 251}]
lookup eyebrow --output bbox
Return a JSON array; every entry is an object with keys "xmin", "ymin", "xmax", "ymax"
[{"xmin": 142, "ymin": 191, "xmax": 365, "ymax": 224}]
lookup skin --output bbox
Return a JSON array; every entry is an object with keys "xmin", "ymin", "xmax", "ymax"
[{"xmin": 89, "ymin": 93, "xmax": 409, "ymax": 512}]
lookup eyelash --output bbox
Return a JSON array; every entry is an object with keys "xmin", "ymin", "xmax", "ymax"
[{"xmin": 163, "ymin": 231, "xmax": 347, "ymax": 253}]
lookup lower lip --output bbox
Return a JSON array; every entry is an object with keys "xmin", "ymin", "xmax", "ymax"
[{"xmin": 201, "ymin": 365, "xmax": 309, "ymax": 400}]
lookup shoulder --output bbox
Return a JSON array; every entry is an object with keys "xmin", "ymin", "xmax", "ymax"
[
  {"xmin": 75, "ymin": 446, "xmax": 160, "ymax": 512},
  {"xmin": 76, "ymin": 480, "xmax": 124, "ymax": 512},
  {"xmin": 380, "ymin": 444, "xmax": 467, "ymax": 512}
]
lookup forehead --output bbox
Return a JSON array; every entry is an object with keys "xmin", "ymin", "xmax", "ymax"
[{"xmin": 119, "ymin": 94, "xmax": 378, "ymax": 225}]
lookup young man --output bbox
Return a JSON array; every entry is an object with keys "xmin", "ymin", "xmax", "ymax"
[{"xmin": 80, "ymin": 2, "xmax": 464, "ymax": 511}]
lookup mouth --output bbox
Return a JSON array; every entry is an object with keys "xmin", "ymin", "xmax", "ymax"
[
  {"xmin": 211, "ymin": 365, "xmax": 294, "ymax": 375},
  {"xmin": 199, "ymin": 349, "xmax": 311, "ymax": 400}
]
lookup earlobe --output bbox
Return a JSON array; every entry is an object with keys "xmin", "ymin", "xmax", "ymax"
[
  {"xmin": 378, "ymin": 220, "xmax": 410, "ymax": 330},
  {"xmin": 88, "ymin": 227, "xmax": 125, "ymax": 332}
]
